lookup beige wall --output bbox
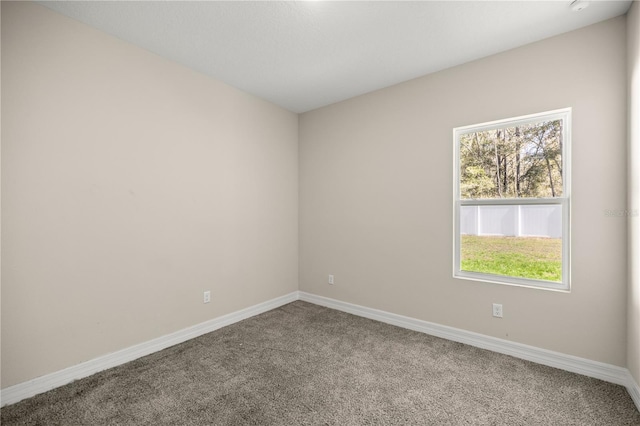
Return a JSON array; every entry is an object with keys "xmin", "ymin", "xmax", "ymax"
[
  {"xmin": 1, "ymin": 2, "xmax": 298, "ymax": 388},
  {"xmin": 300, "ymin": 17, "xmax": 629, "ymax": 366},
  {"xmin": 628, "ymin": 0, "xmax": 640, "ymax": 387}
]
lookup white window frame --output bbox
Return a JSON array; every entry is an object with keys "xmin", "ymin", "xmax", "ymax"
[{"xmin": 453, "ymin": 108, "xmax": 571, "ymax": 291}]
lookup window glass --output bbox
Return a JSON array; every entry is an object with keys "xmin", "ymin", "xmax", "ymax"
[
  {"xmin": 454, "ymin": 109, "xmax": 570, "ymax": 290},
  {"xmin": 459, "ymin": 120, "xmax": 564, "ymax": 199}
]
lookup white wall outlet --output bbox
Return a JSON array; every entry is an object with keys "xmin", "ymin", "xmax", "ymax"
[
  {"xmin": 204, "ymin": 291, "xmax": 211, "ymax": 304},
  {"xmin": 492, "ymin": 303, "xmax": 503, "ymax": 318},
  {"xmin": 328, "ymin": 274, "xmax": 334, "ymax": 285}
]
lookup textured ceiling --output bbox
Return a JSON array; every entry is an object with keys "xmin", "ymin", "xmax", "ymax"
[{"xmin": 40, "ymin": 1, "xmax": 632, "ymax": 113}]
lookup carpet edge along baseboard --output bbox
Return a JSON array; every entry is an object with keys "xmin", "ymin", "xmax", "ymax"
[
  {"xmin": 2, "ymin": 290, "xmax": 639, "ymax": 414},
  {"xmin": 1, "ymin": 292, "xmax": 298, "ymax": 407}
]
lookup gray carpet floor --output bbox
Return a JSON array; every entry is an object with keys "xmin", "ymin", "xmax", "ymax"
[{"xmin": 2, "ymin": 301, "xmax": 639, "ymax": 425}]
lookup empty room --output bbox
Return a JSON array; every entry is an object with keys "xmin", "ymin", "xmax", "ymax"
[{"xmin": 2, "ymin": 0, "xmax": 640, "ymax": 424}]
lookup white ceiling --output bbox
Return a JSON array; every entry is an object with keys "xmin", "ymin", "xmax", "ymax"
[{"xmin": 39, "ymin": 1, "xmax": 632, "ymax": 113}]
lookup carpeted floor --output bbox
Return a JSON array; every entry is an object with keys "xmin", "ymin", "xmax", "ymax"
[{"xmin": 2, "ymin": 301, "xmax": 639, "ymax": 425}]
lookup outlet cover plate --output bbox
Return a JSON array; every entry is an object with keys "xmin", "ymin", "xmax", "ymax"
[{"xmin": 492, "ymin": 303, "xmax": 503, "ymax": 318}]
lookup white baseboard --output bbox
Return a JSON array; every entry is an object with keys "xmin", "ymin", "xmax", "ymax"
[
  {"xmin": 0, "ymin": 291, "xmax": 298, "ymax": 407},
  {"xmin": 3, "ymin": 290, "xmax": 639, "ymax": 414},
  {"xmin": 298, "ymin": 291, "xmax": 640, "ymax": 411},
  {"xmin": 629, "ymin": 376, "xmax": 640, "ymax": 412}
]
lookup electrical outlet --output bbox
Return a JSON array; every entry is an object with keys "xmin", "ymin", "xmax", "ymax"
[
  {"xmin": 204, "ymin": 291, "xmax": 211, "ymax": 304},
  {"xmin": 328, "ymin": 275, "xmax": 334, "ymax": 285},
  {"xmin": 492, "ymin": 303, "xmax": 503, "ymax": 318}
]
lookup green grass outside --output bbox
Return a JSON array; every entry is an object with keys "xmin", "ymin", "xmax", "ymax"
[{"xmin": 461, "ymin": 235, "xmax": 562, "ymax": 282}]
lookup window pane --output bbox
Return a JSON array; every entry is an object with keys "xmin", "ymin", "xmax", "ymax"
[
  {"xmin": 459, "ymin": 120, "xmax": 563, "ymax": 199},
  {"xmin": 459, "ymin": 203, "xmax": 563, "ymax": 282}
]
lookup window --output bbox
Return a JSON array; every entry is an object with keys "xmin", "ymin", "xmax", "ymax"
[{"xmin": 453, "ymin": 109, "xmax": 571, "ymax": 291}]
